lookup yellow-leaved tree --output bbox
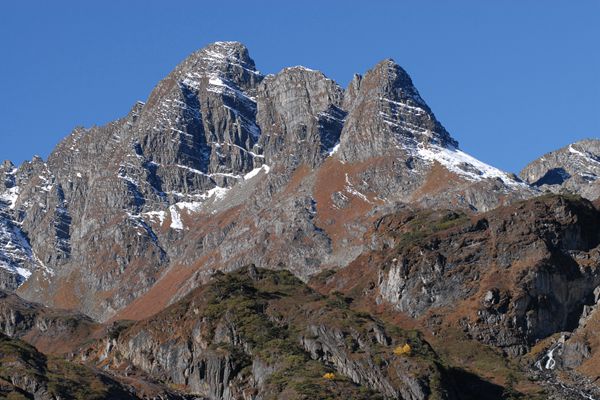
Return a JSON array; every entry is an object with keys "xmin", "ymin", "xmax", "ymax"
[{"xmin": 393, "ymin": 343, "xmax": 412, "ymax": 356}]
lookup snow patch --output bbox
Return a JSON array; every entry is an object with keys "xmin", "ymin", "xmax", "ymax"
[
  {"xmin": 176, "ymin": 202, "xmax": 203, "ymax": 213},
  {"xmin": 416, "ymin": 144, "xmax": 522, "ymax": 186},
  {"xmin": 144, "ymin": 211, "xmax": 166, "ymax": 225},
  {"xmin": 166, "ymin": 185, "xmax": 232, "ymax": 230},
  {"xmin": 203, "ymin": 186, "xmax": 230, "ymax": 201},
  {"xmin": 327, "ymin": 143, "xmax": 340, "ymax": 157},
  {"xmin": 208, "ymin": 76, "xmax": 227, "ymax": 88},
  {"xmin": 286, "ymin": 65, "xmax": 316, "ymax": 73},
  {"xmin": 14, "ymin": 266, "xmax": 32, "ymax": 279},
  {"xmin": 176, "ymin": 164, "xmax": 207, "ymax": 176},
  {"xmin": 381, "ymin": 97, "xmax": 426, "ymax": 114},
  {"xmin": 569, "ymin": 145, "xmax": 600, "ymax": 166},
  {"xmin": 226, "ymin": 142, "xmax": 264, "ymax": 158},
  {"xmin": 207, "ymin": 75, "xmax": 256, "ymax": 103},
  {"xmin": 0, "ymin": 215, "xmax": 52, "ymax": 283},
  {"xmin": 169, "ymin": 205, "xmax": 183, "ymax": 230},
  {"xmin": 243, "ymin": 165, "xmax": 270, "ymax": 180},
  {"xmin": 0, "ymin": 186, "xmax": 19, "ymax": 209}
]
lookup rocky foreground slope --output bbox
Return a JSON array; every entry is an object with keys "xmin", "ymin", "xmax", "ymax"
[
  {"xmin": 0, "ymin": 41, "xmax": 598, "ymax": 399},
  {"xmin": 1, "ymin": 195, "xmax": 599, "ymax": 399}
]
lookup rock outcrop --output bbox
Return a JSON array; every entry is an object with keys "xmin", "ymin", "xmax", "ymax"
[
  {"xmin": 257, "ymin": 66, "xmax": 345, "ymax": 172},
  {"xmin": 339, "ymin": 59, "xmax": 456, "ymax": 163},
  {"xmin": 0, "ymin": 290, "xmax": 99, "ymax": 355},
  {"xmin": 521, "ymin": 138, "xmax": 600, "ymax": 201},
  {"xmin": 80, "ymin": 267, "xmax": 464, "ymax": 399},
  {"xmin": 0, "ymin": 332, "xmax": 139, "ymax": 400},
  {"xmin": 325, "ymin": 195, "xmax": 600, "ymax": 355}
]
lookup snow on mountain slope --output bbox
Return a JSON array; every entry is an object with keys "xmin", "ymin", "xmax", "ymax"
[
  {"xmin": 415, "ymin": 142, "xmax": 524, "ymax": 186},
  {"xmin": 0, "ymin": 161, "xmax": 54, "ymax": 288},
  {"xmin": 0, "ymin": 200, "xmax": 39, "ymax": 287}
]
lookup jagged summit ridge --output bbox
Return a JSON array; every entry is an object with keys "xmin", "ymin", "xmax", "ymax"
[
  {"xmin": 0, "ymin": 40, "xmax": 582, "ymax": 322},
  {"xmin": 337, "ymin": 58, "xmax": 458, "ymax": 163}
]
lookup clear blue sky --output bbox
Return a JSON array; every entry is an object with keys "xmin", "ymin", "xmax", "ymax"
[{"xmin": 0, "ymin": 1, "xmax": 598, "ymax": 173}]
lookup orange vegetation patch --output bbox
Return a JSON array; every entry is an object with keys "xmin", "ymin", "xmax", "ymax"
[
  {"xmin": 183, "ymin": 203, "xmax": 244, "ymax": 234},
  {"xmin": 22, "ymin": 321, "xmax": 102, "ymax": 356},
  {"xmin": 281, "ymin": 164, "xmax": 312, "ymax": 196},
  {"xmin": 411, "ymin": 161, "xmax": 465, "ymax": 201},
  {"xmin": 114, "ymin": 201, "xmax": 248, "ymax": 321},
  {"xmin": 113, "ymin": 264, "xmax": 197, "ymax": 321},
  {"xmin": 313, "ymin": 157, "xmax": 383, "ymax": 251},
  {"xmin": 574, "ymin": 309, "xmax": 600, "ymax": 379},
  {"xmin": 53, "ymin": 271, "xmax": 84, "ymax": 310}
]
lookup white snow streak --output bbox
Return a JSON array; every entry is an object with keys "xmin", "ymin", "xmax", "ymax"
[
  {"xmin": 344, "ymin": 174, "xmax": 371, "ymax": 203},
  {"xmin": 416, "ymin": 144, "xmax": 522, "ymax": 186},
  {"xmin": 169, "ymin": 205, "xmax": 184, "ymax": 230},
  {"xmin": 327, "ymin": 143, "xmax": 340, "ymax": 157},
  {"xmin": 243, "ymin": 165, "xmax": 270, "ymax": 180},
  {"xmin": 569, "ymin": 145, "xmax": 600, "ymax": 166}
]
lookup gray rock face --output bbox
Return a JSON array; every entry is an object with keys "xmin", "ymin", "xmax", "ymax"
[
  {"xmin": 0, "ymin": 160, "xmax": 45, "ymax": 289},
  {"xmin": 0, "ymin": 290, "xmax": 97, "ymax": 350},
  {"xmin": 133, "ymin": 41, "xmax": 264, "ymax": 195},
  {"xmin": 521, "ymin": 139, "xmax": 600, "ymax": 200},
  {"xmin": 0, "ymin": 332, "xmax": 140, "ymax": 400},
  {"xmin": 10, "ymin": 42, "xmax": 269, "ymax": 320},
  {"xmin": 300, "ymin": 323, "xmax": 430, "ymax": 400},
  {"xmin": 257, "ymin": 67, "xmax": 345, "ymax": 172},
  {"xmin": 339, "ymin": 59, "xmax": 456, "ymax": 163},
  {"xmin": 371, "ymin": 196, "xmax": 600, "ymax": 355}
]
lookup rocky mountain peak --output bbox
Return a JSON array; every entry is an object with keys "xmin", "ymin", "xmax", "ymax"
[
  {"xmin": 0, "ymin": 40, "xmax": 592, "ymax": 325},
  {"xmin": 1, "ymin": 160, "xmax": 14, "ymax": 171},
  {"xmin": 170, "ymin": 41, "xmax": 262, "ymax": 94},
  {"xmin": 520, "ymin": 138, "xmax": 600, "ymax": 200},
  {"xmin": 197, "ymin": 41, "xmax": 256, "ymax": 69},
  {"xmin": 257, "ymin": 66, "xmax": 345, "ymax": 170},
  {"xmin": 1, "ymin": 41, "xmax": 599, "ymax": 400},
  {"xmin": 338, "ymin": 58, "xmax": 457, "ymax": 163}
]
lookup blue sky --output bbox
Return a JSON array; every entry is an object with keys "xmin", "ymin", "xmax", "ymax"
[{"xmin": 0, "ymin": 1, "xmax": 598, "ymax": 173}]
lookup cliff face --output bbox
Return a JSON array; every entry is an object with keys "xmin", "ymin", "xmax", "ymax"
[
  {"xmin": 0, "ymin": 332, "xmax": 139, "ymax": 400},
  {"xmin": 1, "ymin": 43, "xmax": 595, "ymax": 323},
  {"xmin": 2, "ymin": 42, "xmax": 541, "ymax": 321}
]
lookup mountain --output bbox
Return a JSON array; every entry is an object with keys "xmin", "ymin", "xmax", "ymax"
[
  {"xmin": 521, "ymin": 139, "xmax": 600, "ymax": 200},
  {"xmin": 0, "ymin": 41, "xmax": 598, "ymax": 399},
  {"xmin": 0, "ymin": 42, "xmax": 536, "ymax": 321}
]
